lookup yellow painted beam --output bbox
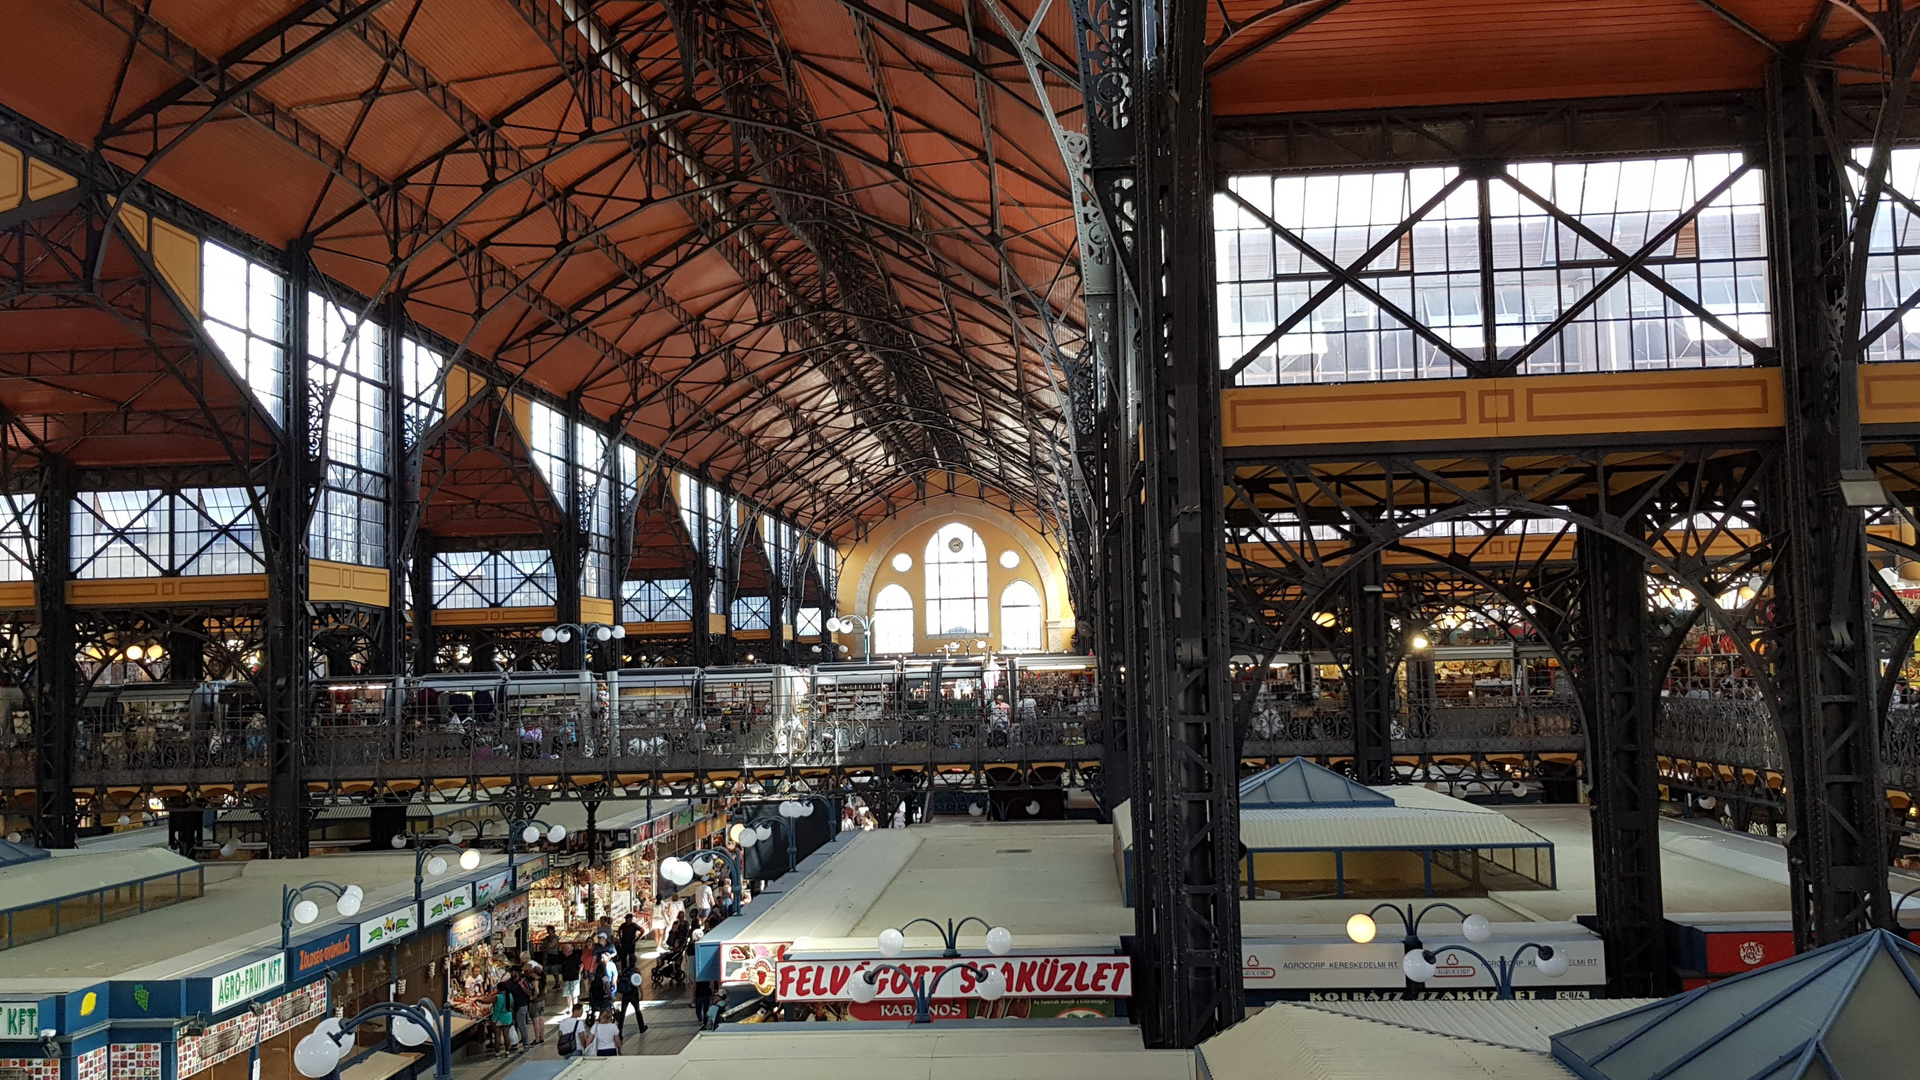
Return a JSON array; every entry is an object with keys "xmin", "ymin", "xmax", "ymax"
[
  {"xmin": 67, "ymin": 574, "xmax": 268, "ymax": 606},
  {"xmin": 624, "ymin": 620, "xmax": 693, "ymax": 636},
  {"xmin": 1223, "ymin": 367, "xmax": 1784, "ymax": 448},
  {"xmin": 308, "ymin": 560, "xmax": 391, "ymax": 607},
  {"xmin": 431, "ymin": 605, "xmax": 557, "ymax": 627},
  {"xmin": 0, "ymin": 581, "xmax": 34, "ymax": 610},
  {"xmin": 581, "ymin": 596, "xmax": 616, "ymax": 624}
]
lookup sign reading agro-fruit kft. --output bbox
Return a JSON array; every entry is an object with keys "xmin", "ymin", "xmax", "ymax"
[
  {"xmin": 211, "ymin": 955, "xmax": 285, "ymax": 1013},
  {"xmin": 1, "ymin": 1002, "xmax": 39, "ymax": 1040}
]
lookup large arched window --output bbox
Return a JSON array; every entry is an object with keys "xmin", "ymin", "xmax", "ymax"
[
  {"xmin": 924, "ymin": 522, "xmax": 988, "ymax": 636},
  {"xmin": 1000, "ymin": 580, "xmax": 1043, "ymax": 652},
  {"xmin": 872, "ymin": 583, "xmax": 915, "ymax": 654}
]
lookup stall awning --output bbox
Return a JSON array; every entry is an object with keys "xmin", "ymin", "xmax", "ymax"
[{"xmin": 1240, "ymin": 758, "xmax": 1395, "ymax": 809}]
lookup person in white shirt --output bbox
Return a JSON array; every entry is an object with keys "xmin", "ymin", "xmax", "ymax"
[
  {"xmin": 591, "ymin": 1010, "xmax": 622, "ymax": 1056},
  {"xmin": 693, "ymin": 880, "xmax": 715, "ymax": 921},
  {"xmin": 557, "ymin": 1004, "xmax": 588, "ymax": 1057}
]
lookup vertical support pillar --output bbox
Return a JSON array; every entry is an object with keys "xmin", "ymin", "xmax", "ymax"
[
  {"xmin": 168, "ymin": 617, "xmax": 205, "ymax": 683},
  {"xmin": 1577, "ymin": 533, "xmax": 1667, "ymax": 997},
  {"xmin": 689, "ymin": 505, "xmax": 713, "ymax": 668},
  {"xmin": 768, "ymin": 529, "xmax": 788, "ymax": 665},
  {"xmin": 1767, "ymin": 60, "xmax": 1892, "ymax": 945},
  {"xmin": 377, "ymin": 293, "xmax": 412, "ymax": 676},
  {"xmin": 1083, "ymin": 0, "xmax": 1243, "ymax": 1047},
  {"xmin": 410, "ymin": 530, "xmax": 437, "ymax": 675},
  {"xmin": 264, "ymin": 242, "xmax": 316, "ymax": 858},
  {"xmin": 32, "ymin": 459, "xmax": 76, "ymax": 848},
  {"xmin": 1347, "ymin": 555, "xmax": 1394, "ymax": 785},
  {"xmin": 553, "ymin": 400, "xmax": 584, "ymax": 670}
]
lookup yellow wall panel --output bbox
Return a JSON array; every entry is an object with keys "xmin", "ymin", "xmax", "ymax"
[
  {"xmin": 308, "ymin": 560, "xmax": 391, "ymax": 607},
  {"xmin": 1224, "ymin": 367, "xmax": 1785, "ymax": 448},
  {"xmin": 149, "ymin": 218, "xmax": 201, "ymax": 316},
  {"xmin": 67, "ymin": 575, "xmax": 268, "ymax": 606},
  {"xmin": 25, "ymin": 158, "xmax": 76, "ymax": 202},
  {"xmin": 1859, "ymin": 362, "xmax": 1920, "ymax": 426},
  {"xmin": 0, "ymin": 143, "xmax": 20, "ymax": 213},
  {"xmin": 444, "ymin": 365, "xmax": 487, "ymax": 417},
  {"xmin": 0, "ymin": 581, "xmax": 34, "ymax": 610},
  {"xmin": 580, "ymin": 597, "xmax": 615, "ymax": 625},
  {"xmin": 624, "ymin": 620, "xmax": 693, "ymax": 636},
  {"xmin": 432, "ymin": 605, "xmax": 557, "ymax": 627}
]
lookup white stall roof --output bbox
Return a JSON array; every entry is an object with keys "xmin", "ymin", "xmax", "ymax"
[
  {"xmin": 1199, "ymin": 1003, "xmax": 1574, "ymax": 1079},
  {"xmin": 1299, "ymin": 998, "xmax": 1655, "ymax": 1053},
  {"xmin": 554, "ymin": 1025, "xmax": 1194, "ymax": 1080}
]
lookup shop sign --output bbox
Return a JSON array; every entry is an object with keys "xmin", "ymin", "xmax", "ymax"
[
  {"xmin": 289, "ymin": 928, "xmax": 357, "ymax": 979},
  {"xmin": 358, "ymin": 908, "xmax": 417, "ymax": 951},
  {"xmin": 422, "ymin": 884, "xmax": 473, "ymax": 927},
  {"xmin": 1239, "ymin": 937, "xmax": 1606, "ymax": 994},
  {"xmin": 474, "ymin": 870, "xmax": 513, "ymax": 907},
  {"xmin": 210, "ymin": 955, "xmax": 285, "ymax": 1013},
  {"xmin": 446, "ymin": 910, "xmax": 492, "ymax": 951},
  {"xmin": 848, "ymin": 998, "xmax": 969, "ymax": 1022},
  {"xmin": 491, "ymin": 894, "xmax": 529, "ymax": 931},
  {"xmin": 1240, "ymin": 942, "xmax": 1404, "ymax": 992},
  {"xmin": 1, "ymin": 1003, "xmax": 39, "ymax": 1040},
  {"xmin": 774, "ymin": 955, "xmax": 1132, "ymax": 1002},
  {"xmin": 721, "ymin": 942, "xmax": 789, "ymax": 996}
]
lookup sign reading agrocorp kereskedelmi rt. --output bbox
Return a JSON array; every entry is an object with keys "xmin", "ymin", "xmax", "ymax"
[{"xmin": 211, "ymin": 954, "xmax": 285, "ymax": 1014}]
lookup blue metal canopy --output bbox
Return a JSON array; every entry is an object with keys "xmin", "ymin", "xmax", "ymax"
[
  {"xmin": 1551, "ymin": 928, "xmax": 1920, "ymax": 1080},
  {"xmin": 1237, "ymin": 758, "xmax": 1395, "ymax": 810}
]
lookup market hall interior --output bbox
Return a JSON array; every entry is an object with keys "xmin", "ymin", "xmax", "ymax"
[{"xmin": 5, "ymin": 1, "xmax": 1920, "ymax": 1079}]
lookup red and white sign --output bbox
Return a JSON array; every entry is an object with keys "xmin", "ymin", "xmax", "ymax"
[{"xmin": 774, "ymin": 956, "xmax": 1133, "ymax": 1001}]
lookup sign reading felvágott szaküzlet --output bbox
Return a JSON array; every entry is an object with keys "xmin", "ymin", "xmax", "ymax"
[
  {"xmin": 1, "ymin": 1003, "xmax": 39, "ymax": 1039},
  {"xmin": 211, "ymin": 955, "xmax": 285, "ymax": 1013}
]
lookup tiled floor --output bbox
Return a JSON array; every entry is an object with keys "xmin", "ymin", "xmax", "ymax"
[{"xmin": 451, "ymin": 962, "xmax": 699, "ymax": 1080}]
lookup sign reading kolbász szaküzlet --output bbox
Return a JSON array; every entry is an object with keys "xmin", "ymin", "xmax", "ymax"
[{"xmin": 773, "ymin": 956, "xmax": 1132, "ymax": 1001}]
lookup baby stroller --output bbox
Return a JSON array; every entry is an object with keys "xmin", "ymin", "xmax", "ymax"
[{"xmin": 651, "ymin": 940, "xmax": 688, "ymax": 988}]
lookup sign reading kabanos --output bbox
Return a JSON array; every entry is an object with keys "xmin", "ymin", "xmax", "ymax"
[{"xmin": 774, "ymin": 956, "xmax": 1132, "ymax": 1002}]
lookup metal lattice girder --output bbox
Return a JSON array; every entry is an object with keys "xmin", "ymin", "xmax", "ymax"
[
  {"xmin": 1345, "ymin": 554, "xmax": 1394, "ymax": 785},
  {"xmin": 1765, "ymin": 56, "xmax": 1896, "ymax": 947},
  {"xmin": 1575, "ymin": 531, "xmax": 1670, "ymax": 997}
]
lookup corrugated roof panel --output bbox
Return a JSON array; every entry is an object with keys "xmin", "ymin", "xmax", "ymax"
[
  {"xmin": 1301, "ymin": 998, "xmax": 1657, "ymax": 1053},
  {"xmin": 1240, "ymin": 806, "xmax": 1552, "ymax": 850},
  {"xmin": 1200, "ymin": 1003, "xmax": 1576, "ymax": 1079}
]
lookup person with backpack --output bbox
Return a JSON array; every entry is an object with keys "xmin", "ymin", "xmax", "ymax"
[
  {"xmin": 615, "ymin": 963, "xmax": 647, "ymax": 1036},
  {"xmin": 555, "ymin": 1003, "xmax": 587, "ymax": 1058},
  {"xmin": 587, "ymin": 951, "xmax": 613, "ymax": 1017}
]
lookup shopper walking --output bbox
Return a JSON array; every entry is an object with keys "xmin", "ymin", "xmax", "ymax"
[
  {"xmin": 556, "ymin": 1003, "xmax": 588, "ymax": 1058},
  {"xmin": 504, "ymin": 971, "xmax": 532, "ymax": 1051},
  {"xmin": 590, "ymin": 1010, "xmax": 622, "ymax": 1056},
  {"xmin": 558, "ymin": 942, "xmax": 583, "ymax": 1006},
  {"xmin": 693, "ymin": 877, "xmax": 714, "ymax": 922},
  {"xmin": 616, "ymin": 912, "xmax": 640, "ymax": 969},
  {"xmin": 489, "ymin": 983, "xmax": 517, "ymax": 1058},
  {"xmin": 615, "ymin": 963, "xmax": 647, "ymax": 1036}
]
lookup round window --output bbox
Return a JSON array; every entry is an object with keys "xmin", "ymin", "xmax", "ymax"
[
  {"xmin": 891, "ymin": 552, "xmax": 913, "ymax": 572},
  {"xmin": 999, "ymin": 550, "xmax": 1020, "ymax": 569}
]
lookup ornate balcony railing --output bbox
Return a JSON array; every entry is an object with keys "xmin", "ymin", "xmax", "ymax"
[{"xmin": 2, "ymin": 696, "xmax": 1915, "ymax": 802}]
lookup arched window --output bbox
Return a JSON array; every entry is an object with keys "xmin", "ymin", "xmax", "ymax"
[
  {"xmin": 872, "ymin": 583, "xmax": 915, "ymax": 654},
  {"xmin": 1000, "ymin": 580, "xmax": 1043, "ymax": 652},
  {"xmin": 924, "ymin": 522, "xmax": 989, "ymax": 637}
]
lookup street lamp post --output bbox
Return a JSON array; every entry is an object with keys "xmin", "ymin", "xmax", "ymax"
[
  {"xmin": 659, "ymin": 848, "xmax": 745, "ymax": 915},
  {"xmin": 294, "ymin": 1000, "xmax": 453, "ymax": 1079},
  {"xmin": 1401, "ymin": 942, "xmax": 1568, "ymax": 999},
  {"xmin": 281, "ymin": 881, "xmax": 364, "ymax": 949},
  {"xmin": 401, "ymin": 836, "xmax": 482, "ymax": 919},
  {"xmin": 825, "ymin": 615, "xmax": 872, "ymax": 662},
  {"xmin": 846, "ymin": 961, "xmax": 1008, "ymax": 1023},
  {"xmin": 877, "ymin": 917, "xmax": 1014, "ymax": 960},
  {"xmin": 1345, "ymin": 902, "xmax": 1489, "ymax": 954},
  {"xmin": 503, "ymin": 818, "xmax": 567, "ymax": 890},
  {"xmin": 778, "ymin": 795, "xmax": 839, "ymax": 839}
]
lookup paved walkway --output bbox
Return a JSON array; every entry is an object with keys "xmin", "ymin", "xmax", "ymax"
[{"xmin": 443, "ymin": 964, "xmax": 700, "ymax": 1080}]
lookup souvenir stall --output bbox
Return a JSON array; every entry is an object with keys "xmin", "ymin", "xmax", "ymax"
[{"xmin": 528, "ymin": 803, "xmax": 716, "ymax": 940}]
